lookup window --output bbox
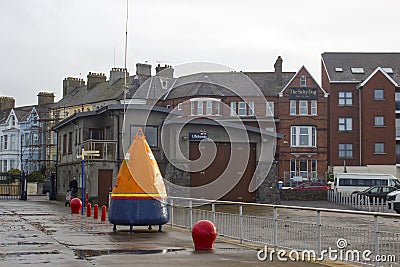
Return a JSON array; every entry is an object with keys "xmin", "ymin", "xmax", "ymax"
[
  {"xmin": 338, "ymin": 117, "xmax": 352, "ymax": 132},
  {"xmin": 338, "ymin": 92, "xmax": 352, "ymax": 106},
  {"xmin": 230, "ymin": 102, "xmax": 236, "ymax": 116},
  {"xmin": 238, "ymin": 102, "xmax": 246, "ymax": 116},
  {"xmin": 300, "ymin": 75, "xmax": 306, "ymax": 87},
  {"xmin": 177, "ymin": 103, "xmax": 182, "ymax": 111},
  {"xmin": 63, "ymin": 134, "xmax": 67, "ymax": 154},
  {"xmin": 197, "ymin": 101, "xmax": 203, "ymax": 115},
  {"xmin": 311, "ymin": 159, "xmax": 317, "ymax": 179},
  {"xmin": 3, "ymin": 135, "xmax": 8, "ymax": 150},
  {"xmin": 311, "ymin": 100, "xmax": 317, "ymax": 115},
  {"xmin": 335, "ymin": 67, "xmax": 343, "ymax": 72},
  {"xmin": 130, "ymin": 126, "xmax": 158, "ymax": 147},
  {"xmin": 290, "ymin": 158, "xmax": 296, "ymax": 178},
  {"xmin": 266, "ymin": 101, "xmax": 274, "ymax": 116},
  {"xmin": 374, "ymin": 89, "xmax": 384, "ymax": 100},
  {"xmin": 191, "ymin": 101, "xmax": 195, "ymax": 115},
  {"xmin": 374, "ymin": 143, "xmax": 385, "ymax": 154},
  {"xmin": 206, "ymin": 101, "xmax": 212, "ymax": 115},
  {"xmin": 10, "ymin": 134, "xmax": 16, "ymax": 150},
  {"xmin": 374, "ymin": 116, "xmax": 384, "ymax": 127},
  {"xmin": 299, "ymin": 158, "xmax": 308, "ymax": 178},
  {"xmin": 68, "ymin": 132, "xmax": 72, "ymax": 153},
  {"xmin": 10, "ymin": 160, "xmax": 16, "ymax": 170},
  {"xmin": 10, "ymin": 116, "xmax": 15, "ymax": 126},
  {"xmin": 215, "ymin": 102, "xmax": 220, "ymax": 115},
  {"xmin": 2, "ymin": 160, "xmax": 7, "ymax": 172},
  {"xmin": 299, "ymin": 100, "xmax": 308, "ymax": 115},
  {"xmin": 339, "ymin": 144, "xmax": 353, "ymax": 158},
  {"xmin": 351, "ymin": 67, "xmax": 365, "ymax": 74},
  {"xmin": 291, "ymin": 126, "xmax": 316, "ymax": 147},
  {"xmin": 248, "ymin": 101, "xmax": 254, "ymax": 116},
  {"xmin": 290, "ymin": 100, "xmax": 296, "ymax": 115}
]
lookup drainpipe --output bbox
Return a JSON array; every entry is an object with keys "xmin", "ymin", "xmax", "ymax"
[{"xmin": 358, "ymin": 87, "xmax": 362, "ymax": 166}]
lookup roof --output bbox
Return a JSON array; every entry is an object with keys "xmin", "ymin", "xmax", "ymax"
[
  {"xmin": 160, "ymin": 71, "xmax": 296, "ymax": 100},
  {"xmin": 322, "ymin": 52, "xmax": 400, "ymax": 84}
]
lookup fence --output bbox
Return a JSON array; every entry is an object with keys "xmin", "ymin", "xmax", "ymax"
[
  {"xmin": 0, "ymin": 174, "xmax": 22, "ymax": 200},
  {"xmin": 328, "ymin": 190, "xmax": 396, "ymax": 213},
  {"xmin": 168, "ymin": 196, "xmax": 400, "ymax": 266}
]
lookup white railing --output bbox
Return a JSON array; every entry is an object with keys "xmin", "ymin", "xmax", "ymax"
[
  {"xmin": 327, "ymin": 190, "xmax": 395, "ymax": 213},
  {"xmin": 168, "ymin": 196, "xmax": 400, "ymax": 266}
]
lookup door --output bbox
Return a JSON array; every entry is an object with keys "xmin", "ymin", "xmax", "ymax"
[
  {"xmin": 98, "ymin": 169, "xmax": 113, "ymax": 206},
  {"xmin": 189, "ymin": 142, "xmax": 256, "ymax": 202}
]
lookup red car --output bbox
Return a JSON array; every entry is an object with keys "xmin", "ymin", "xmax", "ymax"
[{"xmin": 292, "ymin": 182, "xmax": 329, "ymax": 190}]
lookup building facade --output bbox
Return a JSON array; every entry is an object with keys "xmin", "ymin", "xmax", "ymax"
[{"xmin": 322, "ymin": 52, "xmax": 400, "ymax": 177}]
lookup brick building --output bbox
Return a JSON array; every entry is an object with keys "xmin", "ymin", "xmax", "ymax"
[{"xmin": 322, "ymin": 52, "xmax": 400, "ymax": 177}]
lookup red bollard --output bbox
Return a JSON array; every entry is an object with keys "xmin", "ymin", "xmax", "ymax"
[
  {"xmin": 101, "ymin": 205, "xmax": 106, "ymax": 221},
  {"xmin": 93, "ymin": 204, "xmax": 99, "ymax": 219},
  {"xmin": 70, "ymin": 198, "xmax": 82, "ymax": 214},
  {"xmin": 85, "ymin": 192, "xmax": 89, "ymax": 206},
  {"xmin": 192, "ymin": 220, "xmax": 217, "ymax": 251},
  {"xmin": 86, "ymin": 203, "xmax": 92, "ymax": 217}
]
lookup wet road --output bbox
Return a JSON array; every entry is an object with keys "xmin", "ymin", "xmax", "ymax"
[{"xmin": 0, "ymin": 196, "xmax": 336, "ymax": 267}]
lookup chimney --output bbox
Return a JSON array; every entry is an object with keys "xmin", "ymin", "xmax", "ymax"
[
  {"xmin": 109, "ymin": 68, "xmax": 129, "ymax": 86},
  {"xmin": 0, "ymin": 96, "xmax": 15, "ymax": 111},
  {"xmin": 87, "ymin": 72, "xmax": 106, "ymax": 90},
  {"xmin": 37, "ymin": 92, "xmax": 55, "ymax": 106},
  {"xmin": 136, "ymin": 63, "xmax": 152, "ymax": 77},
  {"xmin": 155, "ymin": 64, "xmax": 174, "ymax": 78},
  {"xmin": 63, "ymin": 77, "xmax": 85, "ymax": 97},
  {"xmin": 274, "ymin": 56, "xmax": 283, "ymax": 87}
]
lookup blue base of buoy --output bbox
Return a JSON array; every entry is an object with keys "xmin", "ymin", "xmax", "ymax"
[{"xmin": 108, "ymin": 198, "xmax": 169, "ymax": 226}]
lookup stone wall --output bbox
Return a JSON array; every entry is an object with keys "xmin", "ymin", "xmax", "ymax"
[
  {"xmin": 256, "ymin": 161, "xmax": 280, "ymax": 204},
  {"xmin": 280, "ymin": 189, "xmax": 328, "ymax": 201}
]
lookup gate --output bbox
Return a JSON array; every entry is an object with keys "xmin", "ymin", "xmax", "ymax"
[{"xmin": 0, "ymin": 174, "xmax": 24, "ymax": 200}]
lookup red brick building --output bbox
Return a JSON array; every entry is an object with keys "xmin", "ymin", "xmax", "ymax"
[{"xmin": 322, "ymin": 52, "xmax": 400, "ymax": 177}]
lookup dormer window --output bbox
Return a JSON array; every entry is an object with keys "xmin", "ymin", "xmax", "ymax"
[
  {"xmin": 300, "ymin": 75, "xmax": 306, "ymax": 87},
  {"xmin": 10, "ymin": 116, "xmax": 15, "ymax": 126}
]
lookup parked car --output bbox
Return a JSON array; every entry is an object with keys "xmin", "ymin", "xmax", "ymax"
[
  {"xmin": 42, "ymin": 180, "xmax": 51, "ymax": 195},
  {"xmin": 356, "ymin": 185, "xmax": 398, "ymax": 201},
  {"xmin": 291, "ymin": 182, "xmax": 329, "ymax": 190},
  {"xmin": 387, "ymin": 190, "xmax": 400, "ymax": 213}
]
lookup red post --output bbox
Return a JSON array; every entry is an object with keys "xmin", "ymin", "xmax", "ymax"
[
  {"xmin": 86, "ymin": 203, "xmax": 92, "ymax": 217},
  {"xmin": 85, "ymin": 192, "xmax": 89, "ymax": 206},
  {"xmin": 93, "ymin": 204, "xmax": 99, "ymax": 219},
  {"xmin": 101, "ymin": 205, "xmax": 106, "ymax": 221},
  {"xmin": 70, "ymin": 198, "xmax": 82, "ymax": 214},
  {"xmin": 191, "ymin": 220, "xmax": 217, "ymax": 251}
]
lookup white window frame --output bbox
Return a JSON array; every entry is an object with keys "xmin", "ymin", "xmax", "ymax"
[
  {"xmin": 238, "ymin": 102, "xmax": 246, "ymax": 116},
  {"xmin": 215, "ymin": 102, "xmax": 220, "ymax": 115},
  {"xmin": 338, "ymin": 117, "xmax": 352, "ymax": 132},
  {"xmin": 374, "ymin": 89, "xmax": 384, "ymax": 100},
  {"xmin": 299, "ymin": 100, "xmax": 308, "ymax": 115},
  {"xmin": 248, "ymin": 101, "xmax": 255, "ymax": 116},
  {"xmin": 374, "ymin": 143, "xmax": 385, "ymax": 154},
  {"xmin": 191, "ymin": 101, "xmax": 195, "ymax": 115},
  {"xmin": 10, "ymin": 134, "xmax": 16, "ymax": 150},
  {"xmin": 374, "ymin": 116, "xmax": 384, "ymax": 127},
  {"xmin": 197, "ymin": 101, "xmax": 203, "ymax": 115},
  {"xmin": 177, "ymin": 103, "xmax": 182, "ymax": 111},
  {"xmin": 339, "ymin": 143, "xmax": 353, "ymax": 158},
  {"xmin": 311, "ymin": 100, "xmax": 317, "ymax": 115},
  {"xmin": 290, "ymin": 126, "xmax": 317, "ymax": 147},
  {"xmin": 230, "ymin": 102, "xmax": 236, "ymax": 116},
  {"xmin": 300, "ymin": 75, "xmax": 306, "ymax": 87},
  {"xmin": 290, "ymin": 100, "xmax": 296, "ymax": 115},
  {"xmin": 266, "ymin": 101, "xmax": 274, "ymax": 116},
  {"xmin": 206, "ymin": 101, "xmax": 212, "ymax": 115},
  {"xmin": 338, "ymin": 92, "xmax": 352, "ymax": 106}
]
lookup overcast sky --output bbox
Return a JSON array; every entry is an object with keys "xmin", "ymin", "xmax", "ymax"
[{"xmin": 1, "ymin": 0, "xmax": 399, "ymax": 106}]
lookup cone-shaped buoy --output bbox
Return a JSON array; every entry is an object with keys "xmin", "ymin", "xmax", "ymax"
[{"xmin": 108, "ymin": 129, "xmax": 169, "ymax": 231}]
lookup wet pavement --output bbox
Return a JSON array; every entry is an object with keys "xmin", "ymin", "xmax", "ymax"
[{"xmin": 0, "ymin": 196, "xmax": 352, "ymax": 266}]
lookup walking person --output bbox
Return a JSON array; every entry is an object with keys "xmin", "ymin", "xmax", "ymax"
[{"xmin": 69, "ymin": 176, "xmax": 78, "ymax": 198}]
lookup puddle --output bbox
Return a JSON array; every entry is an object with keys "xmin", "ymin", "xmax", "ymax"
[
  {"xmin": 1, "ymin": 250, "xmax": 59, "ymax": 256},
  {"xmin": 75, "ymin": 248, "xmax": 187, "ymax": 260},
  {"xmin": 0, "ymin": 242, "xmax": 52, "ymax": 247}
]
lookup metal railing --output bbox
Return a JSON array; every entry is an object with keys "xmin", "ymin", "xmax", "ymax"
[
  {"xmin": 168, "ymin": 196, "xmax": 400, "ymax": 266},
  {"xmin": 82, "ymin": 139, "xmax": 117, "ymax": 160},
  {"xmin": 328, "ymin": 190, "xmax": 396, "ymax": 213}
]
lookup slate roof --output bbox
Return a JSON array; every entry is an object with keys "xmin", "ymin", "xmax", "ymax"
[
  {"xmin": 322, "ymin": 52, "xmax": 400, "ymax": 84},
  {"xmin": 160, "ymin": 71, "xmax": 296, "ymax": 100}
]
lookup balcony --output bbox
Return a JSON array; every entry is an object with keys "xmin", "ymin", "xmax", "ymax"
[{"xmin": 82, "ymin": 139, "xmax": 118, "ymax": 161}]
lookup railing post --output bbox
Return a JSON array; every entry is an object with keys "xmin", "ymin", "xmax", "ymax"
[
  {"xmin": 211, "ymin": 203, "xmax": 215, "ymax": 223},
  {"xmin": 239, "ymin": 204, "xmax": 243, "ymax": 244},
  {"xmin": 390, "ymin": 200, "xmax": 394, "ymax": 213},
  {"xmin": 170, "ymin": 198, "xmax": 174, "ymax": 227},
  {"xmin": 374, "ymin": 215, "xmax": 379, "ymax": 267},
  {"xmin": 273, "ymin": 207, "xmax": 277, "ymax": 249},
  {"xmin": 372, "ymin": 197, "xmax": 376, "ymax": 212},
  {"xmin": 189, "ymin": 200, "xmax": 193, "ymax": 229},
  {"xmin": 317, "ymin": 210, "xmax": 321, "ymax": 255}
]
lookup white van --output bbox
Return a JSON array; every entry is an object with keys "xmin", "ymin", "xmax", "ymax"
[{"xmin": 333, "ymin": 173, "xmax": 400, "ymax": 194}]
